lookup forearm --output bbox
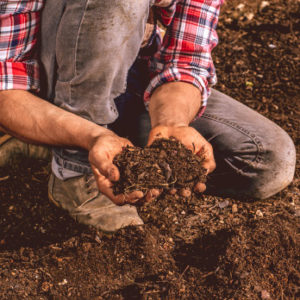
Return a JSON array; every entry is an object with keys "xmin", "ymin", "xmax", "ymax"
[
  {"xmin": 149, "ymin": 82, "xmax": 201, "ymax": 127},
  {"xmin": 0, "ymin": 90, "xmax": 111, "ymax": 151}
]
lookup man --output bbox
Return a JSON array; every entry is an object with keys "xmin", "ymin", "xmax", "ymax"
[{"xmin": 0, "ymin": 0, "xmax": 296, "ymax": 232}]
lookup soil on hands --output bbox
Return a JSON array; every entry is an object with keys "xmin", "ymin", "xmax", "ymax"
[{"xmin": 113, "ymin": 138, "xmax": 206, "ymax": 195}]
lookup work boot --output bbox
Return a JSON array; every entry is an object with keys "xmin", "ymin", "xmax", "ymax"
[
  {"xmin": 48, "ymin": 173, "xmax": 144, "ymax": 232},
  {"xmin": 0, "ymin": 134, "xmax": 51, "ymax": 167}
]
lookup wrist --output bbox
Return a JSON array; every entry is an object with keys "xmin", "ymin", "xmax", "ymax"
[
  {"xmin": 149, "ymin": 82, "xmax": 201, "ymax": 128},
  {"xmin": 85, "ymin": 125, "xmax": 115, "ymax": 151},
  {"xmin": 152, "ymin": 121, "xmax": 189, "ymax": 128}
]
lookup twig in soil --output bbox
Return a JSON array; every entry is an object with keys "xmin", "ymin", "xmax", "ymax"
[
  {"xmin": 124, "ymin": 177, "xmax": 178, "ymax": 193},
  {"xmin": 31, "ymin": 175, "xmax": 43, "ymax": 183},
  {"xmin": 100, "ymin": 291, "xmax": 110, "ymax": 297},
  {"xmin": 287, "ymin": 1, "xmax": 296, "ymax": 40},
  {"xmin": 0, "ymin": 257, "xmax": 10, "ymax": 262},
  {"xmin": 124, "ymin": 275, "xmax": 145, "ymax": 287},
  {"xmin": 0, "ymin": 175, "xmax": 10, "ymax": 182},
  {"xmin": 145, "ymin": 290, "xmax": 160, "ymax": 294},
  {"xmin": 200, "ymin": 267, "xmax": 220, "ymax": 280},
  {"xmin": 200, "ymin": 271, "xmax": 215, "ymax": 279},
  {"xmin": 179, "ymin": 265, "xmax": 190, "ymax": 281}
]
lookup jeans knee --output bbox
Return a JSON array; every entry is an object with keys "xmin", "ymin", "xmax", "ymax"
[{"xmin": 251, "ymin": 130, "xmax": 296, "ymax": 199}]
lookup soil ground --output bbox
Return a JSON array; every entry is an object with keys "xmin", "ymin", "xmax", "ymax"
[{"xmin": 0, "ymin": 0, "xmax": 299, "ymax": 299}]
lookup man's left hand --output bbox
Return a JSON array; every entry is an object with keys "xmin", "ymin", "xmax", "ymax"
[{"xmin": 147, "ymin": 125, "xmax": 216, "ymax": 193}]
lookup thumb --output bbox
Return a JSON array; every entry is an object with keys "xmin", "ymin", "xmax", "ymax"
[
  {"xmin": 91, "ymin": 156, "xmax": 120, "ymax": 182},
  {"xmin": 199, "ymin": 143, "xmax": 216, "ymax": 174},
  {"xmin": 147, "ymin": 126, "xmax": 169, "ymax": 146},
  {"xmin": 98, "ymin": 161, "xmax": 120, "ymax": 182}
]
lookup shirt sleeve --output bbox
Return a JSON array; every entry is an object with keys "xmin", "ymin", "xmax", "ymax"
[
  {"xmin": 0, "ymin": 2, "xmax": 42, "ymax": 91},
  {"xmin": 145, "ymin": 0, "xmax": 224, "ymax": 112}
]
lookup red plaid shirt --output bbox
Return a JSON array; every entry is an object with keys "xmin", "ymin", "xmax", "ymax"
[{"xmin": 0, "ymin": 0, "xmax": 223, "ymax": 108}]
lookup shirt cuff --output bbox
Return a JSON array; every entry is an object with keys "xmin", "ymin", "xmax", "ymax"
[
  {"xmin": 144, "ymin": 66, "xmax": 212, "ymax": 116},
  {"xmin": 0, "ymin": 60, "xmax": 40, "ymax": 91}
]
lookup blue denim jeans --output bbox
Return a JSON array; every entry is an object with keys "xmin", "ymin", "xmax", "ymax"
[{"xmin": 41, "ymin": 0, "xmax": 296, "ymax": 200}]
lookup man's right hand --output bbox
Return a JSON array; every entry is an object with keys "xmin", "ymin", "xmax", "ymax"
[
  {"xmin": 88, "ymin": 132, "xmax": 143, "ymax": 205},
  {"xmin": 0, "ymin": 91, "xmax": 160, "ymax": 205},
  {"xmin": 89, "ymin": 132, "xmax": 161, "ymax": 205}
]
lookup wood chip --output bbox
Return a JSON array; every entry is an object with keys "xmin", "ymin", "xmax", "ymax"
[{"xmin": 0, "ymin": 176, "xmax": 10, "ymax": 182}]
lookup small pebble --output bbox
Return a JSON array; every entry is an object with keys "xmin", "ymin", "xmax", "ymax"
[
  {"xmin": 295, "ymin": 209, "xmax": 300, "ymax": 217},
  {"xmin": 219, "ymin": 200, "xmax": 229, "ymax": 209},
  {"xmin": 95, "ymin": 235, "xmax": 102, "ymax": 244},
  {"xmin": 40, "ymin": 227, "xmax": 46, "ymax": 234},
  {"xmin": 236, "ymin": 3, "xmax": 245, "ymax": 10},
  {"xmin": 256, "ymin": 210, "xmax": 264, "ymax": 217},
  {"xmin": 232, "ymin": 204, "xmax": 238, "ymax": 213},
  {"xmin": 260, "ymin": 1, "xmax": 270, "ymax": 11},
  {"xmin": 261, "ymin": 290, "xmax": 271, "ymax": 299},
  {"xmin": 254, "ymin": 285, "xmax": 262, "ymax": 292},
  {"xmin": 240, "ymin": 271, "xmax": 249, "ymax": 279},
  {"xmin": 82, "ymin": 242, "xmax": 92, "ymax": 252},
  {"xmin": 245, "ymin": 12, "xmax": 254, "ymax": 21},
  {"xmin": 180, "ymin": 188, "xmax": 191, "ymax": 198},
  {"xmin": 246, "ymin": 81, "xmax": 254, "ymax": 87},
  {"xmin": 58, "ymin": 279, "xmax": 68, "ymax": 286}
]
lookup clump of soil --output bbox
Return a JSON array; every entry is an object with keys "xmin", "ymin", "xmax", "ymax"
[{"xmin": 113, "ymin": 138, "xmax": 207, "ymax": 195}]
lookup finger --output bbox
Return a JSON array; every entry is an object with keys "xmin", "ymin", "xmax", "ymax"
[
  {"xmin": 92, "ymin": 164, "xmax": 144, "ymax": 205},
  {"xmin": 179, "ymin": 188, "xmax": 192, "ymax": 197},
  {"xmin": 183, "ymin": 140, "xmax": 201, "ymax": 154},
  {"xmin": 198, "ymin": 143, "xmax": 216, "ymax": 174},
  {"xmin": 91, "ymin": 165, "xmax": 124, "ymax": 204},
  {"xmin": 147, "ymin": 126, "xmax": 169, "ymax": 146},
  {"xmin": 194, "ymin": 182, "xmax": 207, "ymax": 193},
  {"xmin": 113, "ymin": 190, "xmax": 144, "ymax": 205},
  {"xmin": 96, "ymin": 161, "xmax": 120, "ymax": 182},
  {"xmin": 125, "ymin": 190, "xmax": 144, "ymax": 203}
]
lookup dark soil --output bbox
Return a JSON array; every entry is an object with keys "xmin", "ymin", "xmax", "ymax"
[
  {"xmin": 0, "ymin": 0, "xmax": 299, "ymax": 299},
  {"xmin": 113, "ymin": 138, "xmax": 206, "ymax": 194}
]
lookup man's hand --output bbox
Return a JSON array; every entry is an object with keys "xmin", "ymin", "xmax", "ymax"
[
  {"xmin": 147, "ymin": 125, "xmax": 216, "ymax": 193},
  {"xmin": 89, "ymin": 132, "xmax": 161, "ymax": 205},
  {"xmin": 88, "ymin": 132, "xmax": 142, "ymax": 205},
  {"xmin": 148, "ymin": 82, "xmax": 216, "ymax": 194}
]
